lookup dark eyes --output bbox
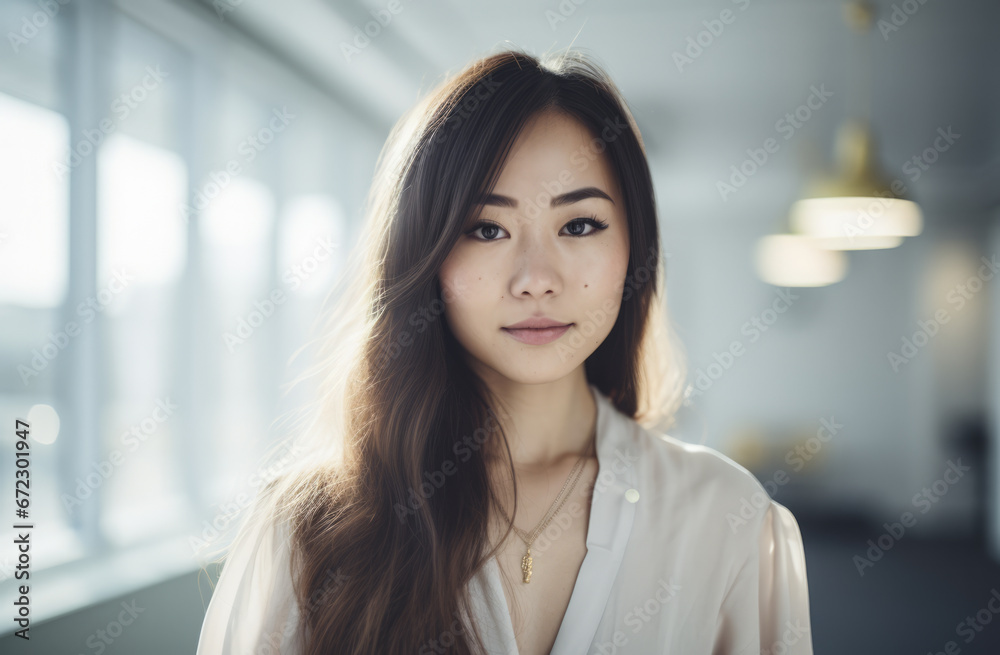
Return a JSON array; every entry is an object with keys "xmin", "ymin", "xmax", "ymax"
[{"xmin": 465, "ymin": 215, "xmax": 610, "ymax": 242}]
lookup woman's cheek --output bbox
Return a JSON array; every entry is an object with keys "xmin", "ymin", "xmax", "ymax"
[
  {"xmin": 442, "ymin": 266, "xmax": 479, "ymax": 310},
  {"xmin": 440, "ymin": 272, "xmax": 480, "ymax": 336}
]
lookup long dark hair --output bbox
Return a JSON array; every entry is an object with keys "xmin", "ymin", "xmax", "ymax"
[{"xmin": 219, "ymin": 46, "xmax": 686, "ymax": 654}]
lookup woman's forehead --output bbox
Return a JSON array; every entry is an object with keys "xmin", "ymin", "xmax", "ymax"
[{"xmin": 489, "ymin": 110, "xmax": 621, "ymax": 207}]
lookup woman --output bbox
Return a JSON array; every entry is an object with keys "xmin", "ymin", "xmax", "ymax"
[{"xmin": 195, "ymin": 47, "xmax": 813, "ymax": 655}]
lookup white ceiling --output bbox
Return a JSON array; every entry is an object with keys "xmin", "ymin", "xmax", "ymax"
[{"xmin": 185, "ymin": 0, "xmax": 999, "ymax": 221}]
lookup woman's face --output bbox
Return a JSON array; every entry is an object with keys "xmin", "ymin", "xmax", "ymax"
[{"xmin": 439, "ymin": 108, "xmax": 631, "ymax": 386}]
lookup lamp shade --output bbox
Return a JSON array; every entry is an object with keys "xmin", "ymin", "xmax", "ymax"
[
  {"xmin": 754, "ymin": 233, "xmax": 848, "ymax": 287},
  {"xmin": 791, "ymin": 120, "xmax": 923, "ymax": 248},
  {"xmin": 790, "ymin": 196, "xmax": 922, "ymax": 247}
]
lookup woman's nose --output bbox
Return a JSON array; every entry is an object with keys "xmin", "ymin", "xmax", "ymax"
[{"xmin": 509, "ymin": 241, "xmax": 563, "ymax": 298}]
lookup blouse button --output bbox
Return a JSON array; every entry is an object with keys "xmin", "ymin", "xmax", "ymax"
[{"xmin": 625, "ymin": 488, "xmax": 640, "ymax": 503}]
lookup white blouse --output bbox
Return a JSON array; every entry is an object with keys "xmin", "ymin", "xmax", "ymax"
[{"xmin": 197, "ymin": 383, "xmax": 814, "ymax": 654}]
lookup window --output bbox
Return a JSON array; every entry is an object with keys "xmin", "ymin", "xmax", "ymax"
[
  {"xmin": 0, "ymin": 0, "xmax": 380, "ymax": 623},
  {"xmin": 97, "ymin": 132, "xmax": 189, "ymax": 547},
  {"xmin": 0, "ymin": 90, "xmax": 74, "ymax": 575}
]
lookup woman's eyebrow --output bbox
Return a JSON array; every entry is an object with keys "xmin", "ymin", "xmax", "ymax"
[{"xmin": 474, "ymin": 186, "xmax": 614, "ymax": 208}]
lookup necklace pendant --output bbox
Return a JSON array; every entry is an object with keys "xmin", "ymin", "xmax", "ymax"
[{"xmin": 521, "ymin": 548, "xmax": 533, "ymax": 583}]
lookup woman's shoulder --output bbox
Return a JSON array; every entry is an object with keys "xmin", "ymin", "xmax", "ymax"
[
  {"xmin": 596, "ymin": 388, "xmax": 766, "ymax": 510},
  {"xmin": 619, "ymin": 421, "xmax": 805, "ymax": 579},
  {"xmin": 622, "ymin": 419, "xmax": 791, "ymax": 538},
  {"xmin": 196, "ymin": 476, "xmax": 307, "ymax": 654},
  {"xmin": 628, "ymin": 422, "xmax": 765, "ymax": 499}
]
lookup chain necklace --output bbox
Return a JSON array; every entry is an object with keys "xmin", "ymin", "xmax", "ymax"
[{"xmin": 497, "ymin": 431, "xmax": 595, "ymax": 584}]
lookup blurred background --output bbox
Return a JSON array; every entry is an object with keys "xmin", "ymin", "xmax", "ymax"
[{"xmin": 0, "ymin": 0, "xmax": 998, "ymax": 652}]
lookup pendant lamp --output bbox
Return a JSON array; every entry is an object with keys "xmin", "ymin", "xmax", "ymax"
[
  {"xmin": 788, "ymin": 0, "xmax": 923, "ymax": 250},
  {"xmin": 753, "ymin": 0, "xmax": 922, "ymax": 287}
]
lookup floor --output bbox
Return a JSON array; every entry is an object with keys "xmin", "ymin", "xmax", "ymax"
[{"xmin": 798, "ymin": 511, "xmax": 1000, "ymax": 655}]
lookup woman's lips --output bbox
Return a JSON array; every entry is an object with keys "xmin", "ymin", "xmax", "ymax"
[{"xmin": 501, "ymin": 324, "xmax": 573, "ymax": 345}]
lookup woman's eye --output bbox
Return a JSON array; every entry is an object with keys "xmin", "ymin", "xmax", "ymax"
[
  {"xmin": 468, "ymin": 222, "xmax": 509, "ymax": 241},
  {"xmin": 561, "ymin": 217, "xmax": 609, "ymax": 237}
]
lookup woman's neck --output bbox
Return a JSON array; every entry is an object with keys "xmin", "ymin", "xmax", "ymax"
[{"xmin": 479, "ymin": 371, "xmax": 597, "ymax": 472}]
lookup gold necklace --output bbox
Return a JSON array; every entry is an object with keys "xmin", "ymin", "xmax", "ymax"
[{"xmin": 497, "ymin": 435, "xmax": 594, "ymax": 583}]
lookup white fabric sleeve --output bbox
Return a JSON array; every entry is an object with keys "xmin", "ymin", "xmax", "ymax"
[
  {"xmin": 196, "ymin": 507, "xmax": 304, "ymax": 655},
  {"xmin": 713, "ymin": 500, "xmax": 814, "ymax": 655}
]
